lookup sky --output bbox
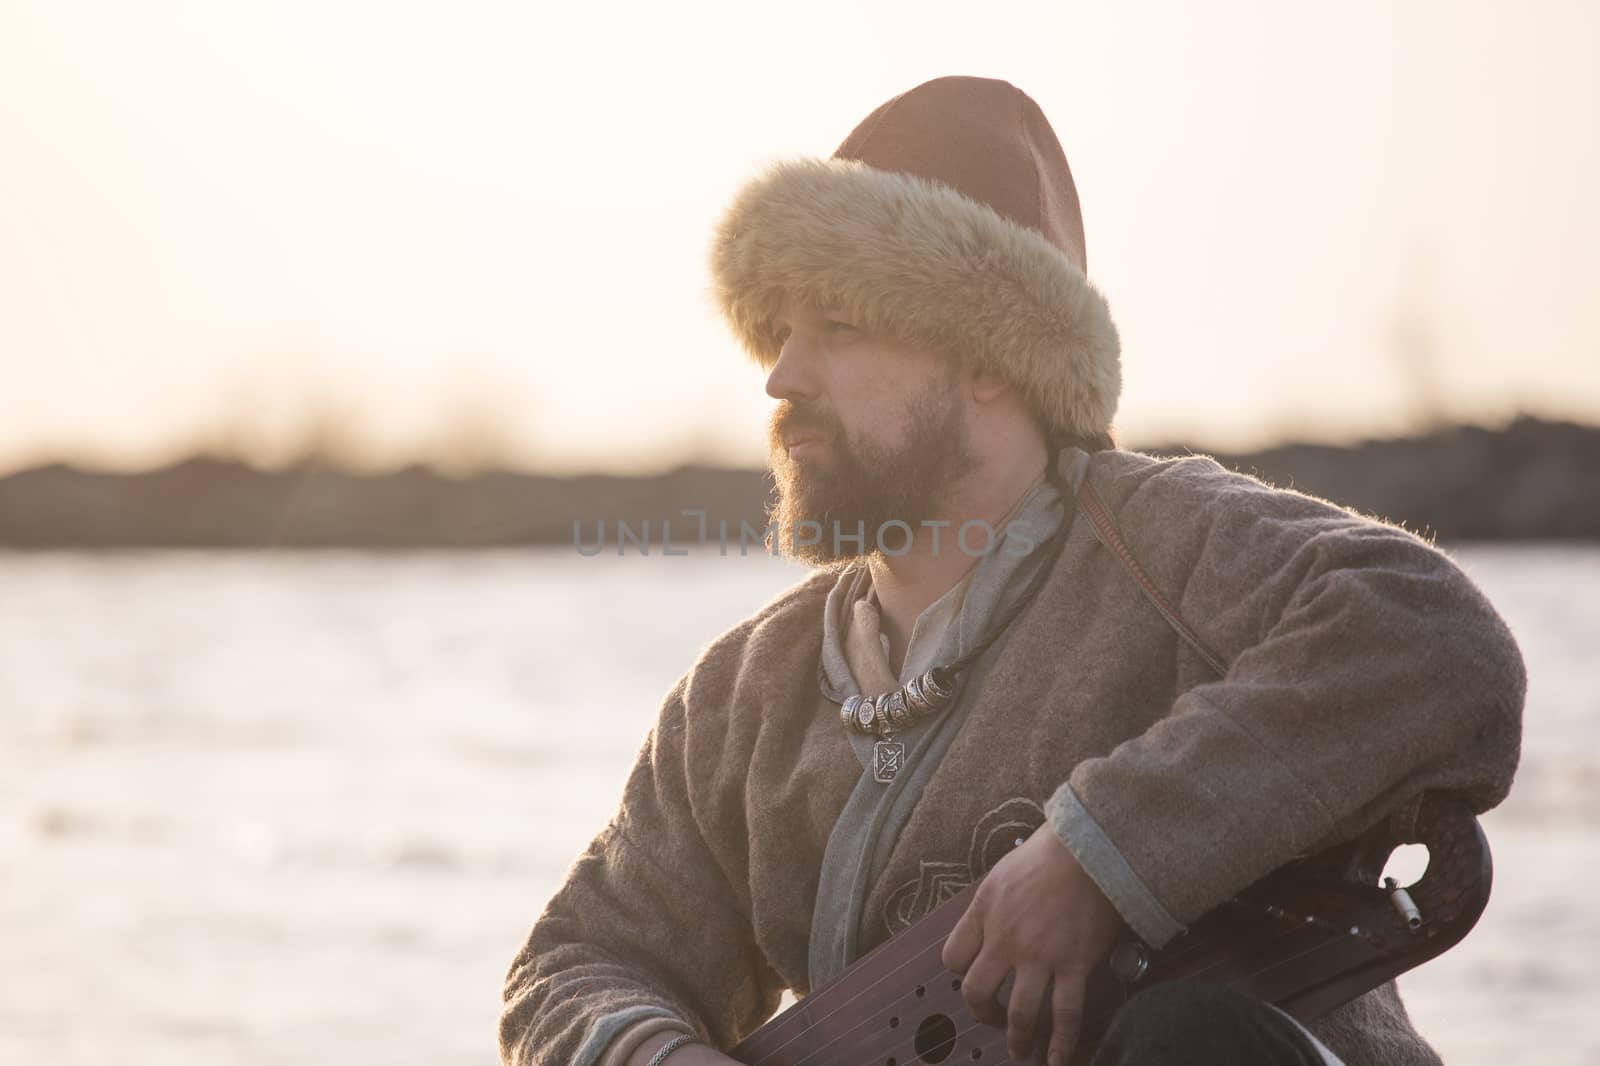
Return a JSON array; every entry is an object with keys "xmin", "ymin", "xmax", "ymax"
[{"xmin": 1, "ymin": 0, "xmax": 1596, "ymax": 475}]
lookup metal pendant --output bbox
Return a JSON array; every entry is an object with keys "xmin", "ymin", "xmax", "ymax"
[{"xmin": 872, "ymin": 738, "xmax": 906, "ymax": 783}]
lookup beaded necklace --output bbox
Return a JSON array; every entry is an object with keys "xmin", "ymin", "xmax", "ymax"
[{"xmin": 837, "ymin": 461, "xmax": 1076, "ymax": 783}]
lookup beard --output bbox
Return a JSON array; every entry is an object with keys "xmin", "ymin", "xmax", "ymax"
[{"xmin": 766, "ymin": 372, "xmax": 979, "ymax": 567}]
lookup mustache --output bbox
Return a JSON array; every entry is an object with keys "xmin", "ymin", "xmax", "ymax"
[{"xmin": 771, "ymin": 402, "xmax": 839, "ymax": 442}]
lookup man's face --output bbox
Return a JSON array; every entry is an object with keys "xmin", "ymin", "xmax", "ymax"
[{"xmin": 764, "ymin": 295, "xmax": 980, "ymax": 566}]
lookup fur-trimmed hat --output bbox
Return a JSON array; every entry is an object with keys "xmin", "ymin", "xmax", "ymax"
[{"xmin": 708, "ymin": 75, "xmax": 1121, "ymax": 442}]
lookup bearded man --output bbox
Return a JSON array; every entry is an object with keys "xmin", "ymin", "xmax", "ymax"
[{"xmin": 499, "ymin": 76, "xmax": 1525, "ymax": 1066}]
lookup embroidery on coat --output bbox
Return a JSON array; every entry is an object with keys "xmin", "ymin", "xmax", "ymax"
[{"xmin": 880, "ymin": 797, "xmax": 1046, "ymax": 933}]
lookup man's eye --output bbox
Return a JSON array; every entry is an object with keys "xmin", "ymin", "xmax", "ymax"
[{"xmin": 826, "ymin": 320, "xmax": 858, "ymax": 334}]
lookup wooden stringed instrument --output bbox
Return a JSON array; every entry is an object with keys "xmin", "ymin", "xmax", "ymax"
[{"xmin": 731, "ymin": 791, "xmax": 1491, "ymax": 1066}]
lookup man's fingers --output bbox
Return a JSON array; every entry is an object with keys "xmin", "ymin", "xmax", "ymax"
[
  {"xmin": 1004, "ymin": 966, "xmax": 1049, "ymax": 1063},
  {"xmin": 1045, "ymin": 968, "xmax": 1089, "ymax": 1066},
  {"xmin": 959, "ymin": 948, "xmax": 1010, "ymax": 1028},
  {"xmin": 941, "ymin": 897, "xmax": 983, "ymax": 975}
]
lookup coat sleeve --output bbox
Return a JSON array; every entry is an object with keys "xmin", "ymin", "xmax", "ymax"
[
  {"xmin": 1045, "ymin": 459, "xmax": 1527, "ymax": 948},
  {"xmin": 499, "ymin": 674, "xmax": 786, "ymax": 1065}
]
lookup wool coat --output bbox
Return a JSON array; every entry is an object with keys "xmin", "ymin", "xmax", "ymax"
[{"xmin": 499, "ymin": 447, "xmax": 1526, "ymax": 1066}]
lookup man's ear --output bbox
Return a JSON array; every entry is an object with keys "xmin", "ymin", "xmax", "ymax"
[{"xmin": 967, "ymin": 369, "xmax": 1012, "ymax": 405}]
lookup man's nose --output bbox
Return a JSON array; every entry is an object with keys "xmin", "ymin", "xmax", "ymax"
[{"xmin": 764, "ymin": 332, "xmax": 819, "ymax": 402}]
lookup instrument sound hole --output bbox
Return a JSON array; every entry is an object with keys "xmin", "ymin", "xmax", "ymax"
[{"xmin": 914, "ymin": 1013, "xmax": 958, "ymax": 1063}]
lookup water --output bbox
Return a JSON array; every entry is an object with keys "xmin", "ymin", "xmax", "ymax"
[{"xmin": 0, "ymin": 545, "xmax": 1594, "ymax": 1065}]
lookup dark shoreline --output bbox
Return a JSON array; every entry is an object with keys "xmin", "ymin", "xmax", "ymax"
[{"xmin": 1, "ymin": 416, "xmax": 1595, "ymax": 548}]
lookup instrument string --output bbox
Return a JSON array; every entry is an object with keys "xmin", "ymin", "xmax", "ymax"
[
  {"xmin": 751, "ymin": 937, "xmax": 948, "ymax": 1066},
  {"xmin": 774, "ymin": 942, "xmax": 1032, "ymax": 1066},
  {"xmin": 780, "ymin": 942, "xmax": 1066, "ymax": 1066}
]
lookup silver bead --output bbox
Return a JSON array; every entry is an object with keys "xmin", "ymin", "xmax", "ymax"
[
  {"xmin": 921, "ymin": 669, "xmax": 956, "ymax": 705},
  {"xmin": 870, "ymin": 698, "xmax": 893, "ymax": 736},
  {"xmin": 903, "ymin": 673, "xmax": 933, "ymax": 715},
  {"xmin": 881, "ymin": 690, "xmax": 911, "ymax": 728},
  {"xmin": 841, "ymin": 695, "xmax": 863, "ymax": 731},
  {"xmin": 855, "ymin": 696, "xmax": 878, "ymax": 732}
]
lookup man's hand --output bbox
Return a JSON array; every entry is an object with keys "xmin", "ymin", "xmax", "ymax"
[{"xmin": 940, "ymin": 826, "xmax": 1123, "ymax": 1066}]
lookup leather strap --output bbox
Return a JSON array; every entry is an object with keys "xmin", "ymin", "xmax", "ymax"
[{"xmin": 1075, "ymin": 478, "xmax": 1229, "ymax": 680}]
